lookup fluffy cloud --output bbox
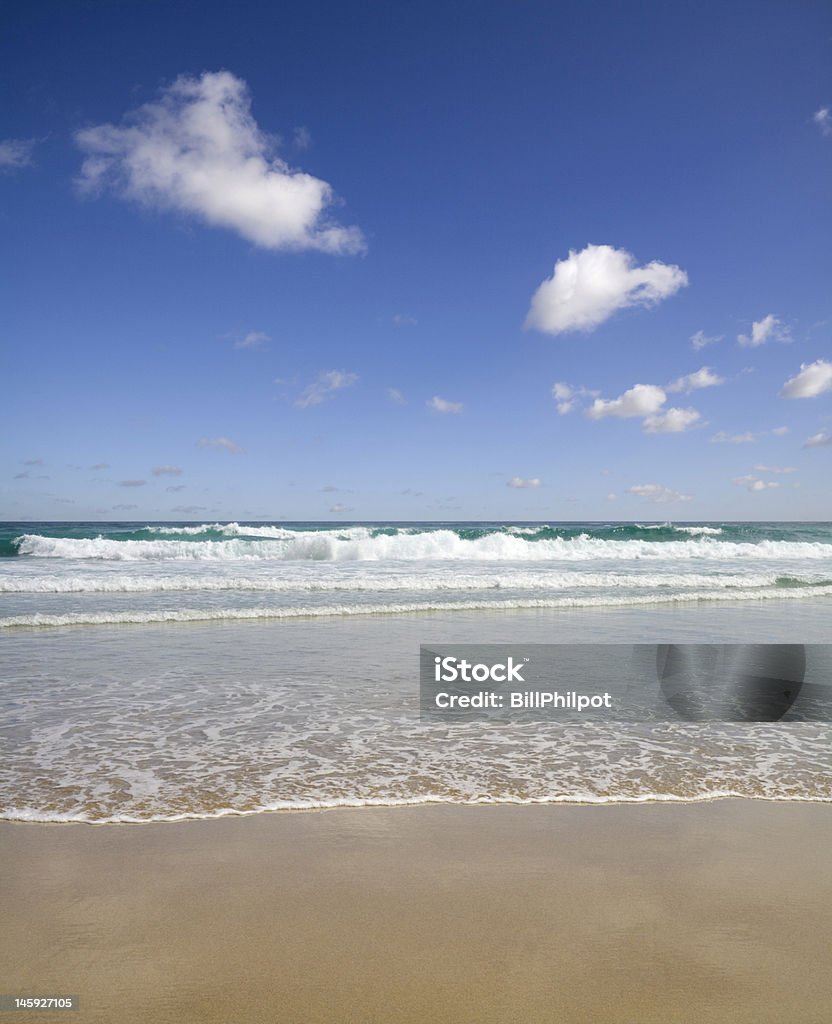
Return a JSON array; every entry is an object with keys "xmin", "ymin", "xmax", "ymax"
[
  {"xmin": 75, "ymin": 71, "xmax": 364, "ymax": 254},
  {"xmin": 691, "ymin": 329, "xmax": 722, "ymax": 351},
  {"xmin": 427, "ymin": 396, "xmax": 463, "ymax": 414},
  {"xmin": 626, "ymin": 484, "xmax": 692, "ymax": 504},
  {"xmin": 734, "ymin": 475, "xmax": 780, "ymax": 492},
  {"xmin": 524, "ymin": 244, "xmax": 687, "ymax": 335},
  {"xmin": 666, "ymin": 366, "xmax": 724, "ymax": 394},
  {"xmin": 586, "ymin": 384, "xmax": 666, "ymax": 420},
  {"xmin": 296, "ymin": 370, "xmax": 358, "ymax": 408},
  {"xmin": 738, "ymin": 314, "xmax": 790, "ymax": 348},
  {"xmin": 780, "ymin": 359, "xmax": 832, "ymax": 399},
  {"xmin": 152, "ymin": 465, "xmax": 183, "ymax": 476},
  {"xmin": 643, "ymin": 407, "xmax": 701, "ymax": 433},
  {"xmin": 803, "ymin": 432, "xmax": 832, "ymax": 449},
  {"xmin": 0, "ymin": 138, "xmax": 36, "ymax": 170},
  {"xmin": 198, "ymin": 436, "xmax": 244, "ymax": 453},
  {"xmin": 813, "ymin": 107, "xmax": 832, "ymax": 136},
  {"xmin": 507, "ymin": 477, "xmax": 541, "ymax": 489}
]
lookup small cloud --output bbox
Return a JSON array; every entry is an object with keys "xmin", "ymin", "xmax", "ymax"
[
  {"xmin": 738, "ymin": 314, "xmax": 791, "ymax": 348},
  {"xmin": 22, "ymin": 458, "xmax": 44, "ymax": 466},
  {"xmin": 626, "ymin": 484, "xmax": 691, "ymax": 504},
  {"xmin": 75, "ymin": 71, "xmax": 364, "ymax": 255},
  {"xmin": 171, "ymin": 504, "xmax": 208, "ymax": 514},
  {"xmin": 427, "ymin": 395, "xmax": 463, "ymax": 414},
  {"xmin": 507, "ymin": 477, "xmax": 542, "ymax": 489},
  {"xmin": 552, "ymin": 381, "xmax": 599, "ymax": 414},
  {"xmin": 586, "ymin": 384, "xmax": 666, "ymax": 420},
  {"xmin": 753, "ymin": 465, "xmax": 797, "ymax": 474},
  {"xmin": 296, "ymin": 370, "xmax": 358, "ymax": 408},
  {"xmin": 198, "ymin": 436, "xmax": 244, "ymax": 453},
  {"xmin": 607, "ymin": 492, "xmax": 618, "ymax": 501},
  {"xmin": 152, "ymin": 464, "xmax": 183, "ymax": 476},
  {"xmin": 399, "ymin": 488, "xmax": 423, "ymax": 496},
  {"xmin": 118, "ymin": 479, "xmax": 146, "ymax": 487},
  {"xmin": 0, "ymin": 138, "xmax": 37, "ymax": 170},
  {"xmin": 733, "ymin": 475, "xmax": 780, "ymax": 492},
  {"xmin": 711, "ymin": 431, "xmax": 756, "ymax": 444},
  {"xmin": 293, "ymin": 126, "xmax": 312, "ymax": 150},
  {"xmin": 666, "ymin": 366, "xmax": 724, "ymax": 394},
  {"xmin": 166, "ymin": 484, "xmax": 187, "ymax": 492},
  {"xmin": 321, "ymin": 485, "xmax": 339, "ymax": 492},
  {"xmin": 690, "ymin": 329, "xmax": 723, "ymax": 351},
  {"xmin": 55, "ymin": 498, "xmax": 75, "ymax": 504},
  {"xmin": 386, "ymin": 387, "xmax": 407, "ymax": 405},
  {"xmin": 803, "ymin": 432, "xmax": 832, "ymax": 449},
  {"xmin": 233, "ymin": 330, "xmax": 270, "ymax": 350},
  {"xmin": 13, "ymin": 472, "xmax": 29, "ymax": 480},
  {"xmin": 813, "ymin": 106, "xmax": 832, "ymax": 136},
  {"xmin": 329, "ymin": 502, "xmax": 353, "ymax": 514},
  {"xmin": 771, "ymin": 426, "xmax": 790, "ymax": 436},
  {"xmin": 112, "ymin": 503, "xmax": 138, "ymax": 511},
  {"xmin": 525, "ymin": 243, "xmax": 687, "ymax": 335},
  {"xmin": 392, "ymin": 314, "xmax": 417, "ymax": 327},
  {"xmin": 90, "ymin": 463, "xmax": 110, "ymax": 471},
  {"xmin": 642, "ymin": 407, "xmax": 701, "ymax": 434},
  {"xmin": 780, "ymin": 359, "xmax": 832, "ymax": 399}
]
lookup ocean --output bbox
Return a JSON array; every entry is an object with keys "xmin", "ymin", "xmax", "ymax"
[{"xmin": 1, "ymin": 520, "xmax": 831, "ymax": 822}]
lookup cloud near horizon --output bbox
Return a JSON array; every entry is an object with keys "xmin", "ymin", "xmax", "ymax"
[
  {"xmin": 626, "ymin": 483, "xmax": 691, "ymax": 504},
  {"xmin": 525, "ymin": 244, "xmax": 687, "ymax": 335},
  {"xmin": 75, "ymin": 70, "xmax": 365, "ymax": 254},
  {"xmin": 197, "ymin": 436, "xmax": 244, "ymax": 453}
]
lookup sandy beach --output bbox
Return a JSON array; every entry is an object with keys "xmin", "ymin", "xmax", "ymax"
[{"xmin": 3, "ymin": 800, "xmax": 831, "ymax": 1023}]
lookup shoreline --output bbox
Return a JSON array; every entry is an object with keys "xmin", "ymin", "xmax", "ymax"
[{"xmin": 3, "ymin": 800, "xmax": 832, "ymax": 1023}]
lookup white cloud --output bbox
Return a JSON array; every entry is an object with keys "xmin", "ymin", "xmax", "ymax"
[
  {"xmin": 329, "ymin": 502, "xmax": 354, "ymax": 514},
  {"xmin": 551, "ymin": 381, "xmax": 599, "ymax": 414},
  {"xmin": 427, "ymin": 396, "xmax": 463, "ymax": 414},
  {"xmin": 780, "ymin": 359, "xmax": 832, "ymax": 399},
  {"xmin": 296, "ymin": 370, "xmax": 358, "ymax": 408},
  {"xmin": 0, "ymin": 138, "xmax": 36, "ymax": 170},
  {"xmin": 198, "ymin": 436, "xmax": 244, "ymax": 453},
  {"xmin": 119, "ymin": 479, "xmax": 146, "ymax": 487},
  {"xmin": 813, "ymin": 107, "xmax": 832, "ymax": 136},
  {"xmin": 711, "ymin": 431, "xmax": 756, "ymax": 444},
  {"xmin": 771, "ymin": 426, "xmax": 790, "ymax": 436},
  {"xmin": 626, "ymin": 484, "xmax": 692, "ymax": 504},
  {"xmin": 507, "ymin": 477, "xmax": 541, "ymax": 489},
  {"xmin": 734, "ymin": 475, "xmax": 780, "ymax": 492},
  {"xmin": 643, "ymin": 407, "xmax": 701, "ymax": 433},
  {"xmin": 75, "ymin": 71, "xmax": 364, "ymax": 254},
  {"xmin": 691, "ymin": 329, "xmax": 722, "ymax": 351},
  {"xmin": 386, "ymin": 387, "xmax": 406, "ymax": 405},
  {"xmin": 152, "ymin": 465, "xmax": 183, "ymax": 476},
  {"xmin": 607, "ymin": 492, "xmax": 618, "ymax": 501},
  {"xmin": 753, "ymin": 465, "xmax": 797, "ymax": 474},
  {"xmin": 586, "ymin": 384, "xmax": 667, "ymax": 419},
  {"xmin": 738, "ymin": 314, "xmax": 791, "ymax": 348},
  {"xmin": 233, "ymin": 330, "xmax": 270, "ymax": 349},
  {"xmin": 803, "ymin": 432, "xmax": 832, "ymax": 449},
  {"xmin": 524, "ymin": 244, "xmax": 687, "ymax": 335},
  {"xmin": 666, "ymin": 366, "xmax": 724, "ymax": 394}
]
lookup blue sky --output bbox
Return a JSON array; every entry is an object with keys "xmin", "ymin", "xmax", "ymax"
[{"xmin": 2, "ymin": 0, "xmax": 831, "ymax": 521}]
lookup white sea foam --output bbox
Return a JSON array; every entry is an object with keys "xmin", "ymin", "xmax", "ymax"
[
  {"xmin": 3, "ymin": 584, "xmax": 831, "ymax": 627},
  {"xmin": 13, "ymin": 530, "xmax": 832, "ymax": 562}
]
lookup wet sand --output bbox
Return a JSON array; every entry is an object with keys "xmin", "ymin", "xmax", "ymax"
[{"xmin": 2, "ymin": 800, "xmax": 831, "ymax": 1023}]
